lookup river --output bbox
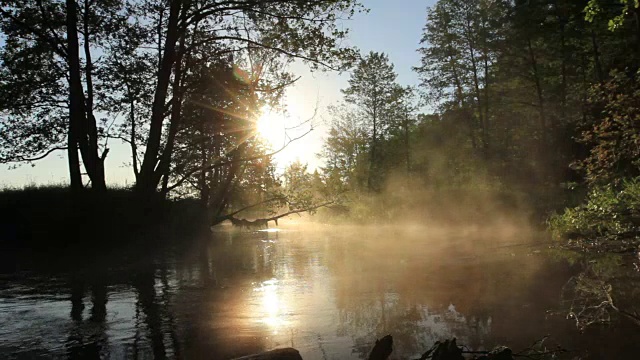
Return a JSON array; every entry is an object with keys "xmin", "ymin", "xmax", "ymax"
[{"xmin": 1, "ymin": 224, "xmax": 639, "ymax": 359}]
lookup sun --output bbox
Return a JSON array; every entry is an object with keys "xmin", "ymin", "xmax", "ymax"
[{"xmin": 256, "ymin": 108, "xmax": 286, "ymax": 147}]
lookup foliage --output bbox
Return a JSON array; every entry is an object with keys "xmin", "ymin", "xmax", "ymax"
[
  {"xmin": 312, "ymin": 0, "xmax": 640, "ymax": 228},
  {"xmin": 323, "ymin": 51, "xmax": 414, "ymax": 193},
  {"xmin": 548, "ymin": 177, "xmax": 640, "ymax": 246},
  {"xmin": 585, "ymin": 0, "xmax": 640, "ymax": 31},
  {"xmin": 415, "ymin": 0, "xmax": 510, "ymax": 153},
  {"xmin": 0, "ymin": 0, "xmax": 364, "ymax": 195},
  {"xmin": 0, "ymin": 5, "xmax": 68, "ymax": 164},
  {"xmin": 576, "ymin": 70, "xmax": 640, "ymax": 185},
  {"xmin": 319, "ymin": 103, "xmax": 370, "ymax": 191},
  {"xmin": 412, "ymin": 0, "xmax": 637, "ymax": 189},
  {"xmin": 167, "ymin": 55, "xmax": 271, "ymax": 207},
  {"xmin": 282, "ymin": 161, "xmax": 318, "ymax": 211}
]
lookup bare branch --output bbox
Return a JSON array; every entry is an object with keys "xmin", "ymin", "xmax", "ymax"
[
  {"xmin": 184, "ymin": 34, "xmax": 339, "ymax": 71},
  {"xmin": 1, "ymin": 146, "xmax": 67, "ymax": 163},
  {"xmin": 217, "ymin": 200, "xmax": 335, "ymax": 227}
]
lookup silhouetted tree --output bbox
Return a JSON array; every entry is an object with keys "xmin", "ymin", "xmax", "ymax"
[
  {"xmin": 0, "ymin": 0, "xmax": 129, "ymax": 191},
  {"xmin": 1, "ymin": 0, "xmax": 363, "ymax": 198}
]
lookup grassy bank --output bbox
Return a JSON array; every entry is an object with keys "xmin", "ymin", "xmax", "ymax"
[{"xmin": 0, "ymin": 185, "xmax": 209, "ymax": 254}]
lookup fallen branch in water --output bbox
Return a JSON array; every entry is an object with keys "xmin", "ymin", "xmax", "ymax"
[
  {"xmin": 214, "ymin": 201, "xmax": 336, "ymax": 228},
  {"xmin": 561, "ymin": 269, "xmax": 640, "ymax": 330}
]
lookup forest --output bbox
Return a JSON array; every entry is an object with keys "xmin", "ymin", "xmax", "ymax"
[
  {"xmin": 316, "ymin": 0, "xmax": 640, "ymax": 250},
  {"xmin": 0, "ymin": 0, "xmax": 638, "ymax": 247}
]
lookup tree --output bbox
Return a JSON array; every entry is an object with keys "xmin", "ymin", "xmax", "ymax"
[
  {"xmin": 168, "ymin": 55, "xmax": 263, "ymax": 207},
  {"xmin": 394, "ymin": 86, "xmax": 418, "ymax": 175},
  {"xmin": 319, "ymin": 104, "xmax": 369, "ymax": 191},
  {"xmin": 415, "ymin": 0, "xmax": 510, "ymax": 157},
  {"xmin": 121, "ymin": 0, "xmax": 362, "ymax": 196},
  {"xmin": 412, "ymin": 0, "xmax": 636, "ymax": 190},
  {"xmin": 214, "ymin": 160, "xmax": 338, "ymax": 227},
  {"xmin": 0, "ymin": 0, "xmax": 364, "ymax": 198},
  {"xmin": 0, "ymin": 0, "xmax": 129, "ymax": 191},
  {"xmin": 341, "ymin": 51, "xmax": 404, "ymax": 191}
]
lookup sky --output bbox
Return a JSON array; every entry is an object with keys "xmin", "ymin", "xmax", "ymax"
[{"xmin": 0, "ymin": 0, "xmax": 435, "ymax": 188}]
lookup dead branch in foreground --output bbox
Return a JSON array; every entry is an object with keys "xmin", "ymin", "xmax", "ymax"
[
  {"xmin": 366, "ymin": 335, "xmax": 567, "ymax": 360},
  {"xmin": 233, "ymin": 335, "xmax": 568, "ymax": 360}
]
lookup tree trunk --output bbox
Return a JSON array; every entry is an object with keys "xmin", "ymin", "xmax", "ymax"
[
  {"xmin": 527, "ymin": 38, "xmax": 546, "ymax": 145},
  {"xmin": 559, "ymin": 16, "xmax": 567, "ymax": 125},
  {"xmin": 591, "ymin": 30, "xmax": 604, "ymax": 83},
  {"xmin": 450, "ymin": 57, "xmax": 477, "ymax": 150},
  {"xmin": 67, "ymin": 126, "xmax": 82, "ymax": 191},
  {"xmin": 66, "ymin": 0, "xmax": 91, "ymax": 190},
  {"xmin": 403, "ymin": 115, "xmax": 410, "ymax": 174},
  {"xmin": 137, "ymin": 0, "xmax": 183, "ymax": 195},
  {"xmin": 66, "ymin": 0, "xmax": 106, "ymax": 192},
  {"xmin": 82, "ymin": 0, "xmax": 106, "ymax": 191},
  {"xmin": 66, "ymin": 0, "xmax": 84, "ymax": 192},
  {"xmin": 481, "ymin": 17, "xmax": 491, "ymax": 156},
  {"xmin": 199, "ymin": 159, "xmax": 210, "ymax": 208},
  {"xmin": 198, "ymin": 109, "xmax": 210, "ymax": 207},
  {"xmin": 463, "ymin": 17, "xmax": 487, "ymax": 155},
  {"xmin": 210, "ymin": 159, "xmax": 241, "ymax": 220},
  {"xmin": 127, "ymin": 87, "xmax": 139, "ymax": 180},
  {"xmin": 369, "ymin": 103, "xmax": 377, "ymax": 192},
  {"xmin": 160, "ymin": 32, "xmax": 187, "ymax": 196}
]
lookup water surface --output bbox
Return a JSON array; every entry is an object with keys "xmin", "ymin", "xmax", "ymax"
[{"xmin": 1, "ymin": 224, "xmax": 639, "ymax": 359}]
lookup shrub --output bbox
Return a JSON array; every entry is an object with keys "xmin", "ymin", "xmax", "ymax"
[{"xmin": 548, "ymin": 177, "xmax": 640, "ymax": 246}]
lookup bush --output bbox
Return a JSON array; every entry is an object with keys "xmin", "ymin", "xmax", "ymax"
[{"xmin": 548, "ymin": 177, "xmax": 640, "ymax": 246}]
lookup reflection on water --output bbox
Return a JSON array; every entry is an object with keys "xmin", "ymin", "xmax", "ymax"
[
  {"xmin": 254, "ymin": 279, "xmax": 290, "ymax": 332},
  {"xmin": 1, "ymin": 225, "xmax": 640, "ymax": 359},
  {"xmin": 258, "ymin": 228, "xmax": 281, "ymax": 233}
]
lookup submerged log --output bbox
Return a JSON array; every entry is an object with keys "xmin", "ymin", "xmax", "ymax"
[
  {"xmin": 418, "ymin": 338, "xmax": 464, "ymax": 360},
  {"xmin": 368, "ymin": 335, "xmax": 393, "ymax": 360},
  {"xmin": 232, "ymin": 347, "xmax": 302, "ymax": 360}
]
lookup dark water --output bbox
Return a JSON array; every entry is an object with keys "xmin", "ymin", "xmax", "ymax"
[{"xmin": 1, "ymin": 224, "xmax": 640, "ymax": 359}]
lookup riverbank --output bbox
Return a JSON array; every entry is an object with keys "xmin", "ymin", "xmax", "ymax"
[{"xmin": 0, "ymin": 186, "xmax": 209, "ymax": 270}]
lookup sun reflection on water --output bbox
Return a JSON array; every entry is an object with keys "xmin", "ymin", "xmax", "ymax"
[{"xmin": 254, "ymin": 279, "xmax": 289, "ymax": 334}]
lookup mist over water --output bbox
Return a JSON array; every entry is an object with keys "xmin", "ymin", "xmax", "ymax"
[{"xmin": 2, "ymin": 223, "xmax": 640, "ymax": 359}]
